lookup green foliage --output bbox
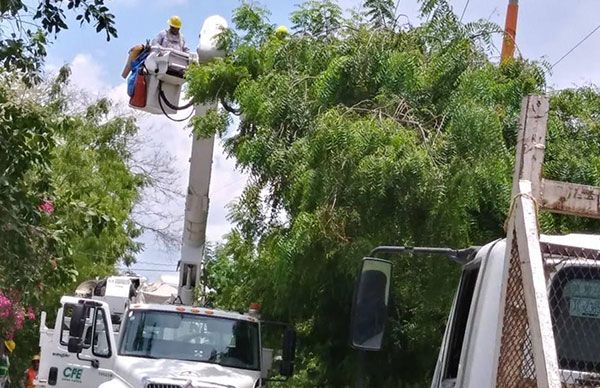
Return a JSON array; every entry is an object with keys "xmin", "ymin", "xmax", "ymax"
[
  {"xmin": 291, "ymin": 1, "xmax": 342, "ymax": 38},
  {"xmin": 363, "ymin": 0, "xmax": 395, "ymax": 28},
  {"xmin": 232, "ymin": 2, "xmax": 273, "ymax": 44},
  {"xmin": 0, "ymin": 73, "xmax": 71, "ymax": 298},
  {"xmin": 0, "ymin": 69, "xmax": 144, "ymax": 381},
  {"xmin": 0, "ymin": 0, "xmax": 117, "ymax": 84},
  {"xmin": 191, "ymin": 108, "xmax": 232, "ymax": 138},
  {"xmin": 540, "ymin": 87, "xmax": 600, "ymax": 232},
  {"xmin": 187, "ymin": 0, "xmax": 600, "ymax": 385}
]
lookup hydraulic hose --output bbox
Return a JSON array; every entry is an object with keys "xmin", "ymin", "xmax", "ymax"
[
  {"xmin": 158, "ymin": 81, "xmax": 194, "ymax": 110},
  {"xmin": 158, "ymin": 89, "xmax": 194, "ymax": 122},
  {"xmin": 157, "ymin": 80, "xmax": 194, "ymax": 122}
]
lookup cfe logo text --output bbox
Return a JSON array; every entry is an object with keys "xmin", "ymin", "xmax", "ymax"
[{"xmin": 63, "ymin": 367, "xmax": 83, "ymax": 382}]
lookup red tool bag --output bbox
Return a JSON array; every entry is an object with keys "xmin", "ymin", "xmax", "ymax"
[{"xmin": 129, "ymin": 70, "xmax": 147, "ymax": 108}]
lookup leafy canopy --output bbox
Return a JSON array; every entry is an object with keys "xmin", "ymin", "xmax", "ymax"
[
  {"xmin": 0, "ymin": 68, "xmax": 146, "ymax": 379},
  {"xmin": 188, "ymin": 0, "xmax": 600, "ymax": 385},
  {"xmin": 0, "ymin": 0, "xmax": 117, "ymax": 84}
]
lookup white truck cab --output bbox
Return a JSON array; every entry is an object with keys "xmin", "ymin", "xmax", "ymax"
[
  {"xmin": 350, "ymin": 234, "xmax": 600, "ymax": 387},
  {"xmin": 37, "ymin": 297, "xmax": 117, "ymax": 388},
  {"xmin": 37, "ymin": 293, "xmax": 295, "ymax": 388},
  {"xmin": 430, "ymin": 234, "xmax": 600, "ymax": 388}
]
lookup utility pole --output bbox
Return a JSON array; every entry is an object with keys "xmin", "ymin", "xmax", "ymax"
[{"xmin": 500, "ymin": 0, "xmax": 519, "ymax": 63}]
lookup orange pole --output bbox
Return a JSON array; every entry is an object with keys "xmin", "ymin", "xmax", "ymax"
[{"xmin": 500, "ymin": 0, "xmax": 519, "ymax": 63}]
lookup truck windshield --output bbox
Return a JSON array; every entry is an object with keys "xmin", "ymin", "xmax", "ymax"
[{"xmin": 119, "ymin": 310, "xmax": 260, "ymax": 370}]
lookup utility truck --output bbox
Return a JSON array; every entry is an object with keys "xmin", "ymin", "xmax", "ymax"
[
  {"xmin": 350, "ymin": 96, "xmax": 600, "ymax": 388},
  {"xmin": 35, "ymin": 15, "xmax": 296, "ymax": 388},
  {"xmin": 36, "ymin": 290, "xmax": 295, "ymax": 388}
]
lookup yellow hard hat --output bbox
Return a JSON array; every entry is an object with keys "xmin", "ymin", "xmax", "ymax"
[
  {"xmin": 275, "ymin": 25, "xmax": 289, "ymax": 37},
  {"xmin": 32, "ymin": 354, "xmax": 40, "ymax": 361},
  {"xmin": 168, "ymin": 16, "xmax": 182, "ymax": 29},
  {"xmin": 4, "ymin": 340, "xmax": 15, "ymax": 353}
]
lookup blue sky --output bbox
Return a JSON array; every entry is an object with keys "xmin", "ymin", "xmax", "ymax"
[
  {"xmin": 47, "ymin": 0, "xmax": 600, "ymax": 88},
  {"xmin": 45, "ymin": 0, "xmax": 600, "ymax": 280},
  {"xmin": 47, "ymin": 0, "xmax": 295, "ymax": 86}
]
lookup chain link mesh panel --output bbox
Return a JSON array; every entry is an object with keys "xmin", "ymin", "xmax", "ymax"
[
  {"xmin": 496, "ymin": 230, "xmax": 537, "ymax": 388},
  {"xmin": 496, "ymin": 234, "xmax": 600, "ymax": 388},
  {"xmin": 542, "ymin": 242, "xmax": 600, "ymax": 387}
]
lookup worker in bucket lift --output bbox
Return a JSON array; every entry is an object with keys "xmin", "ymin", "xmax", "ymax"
[{"xmin": 152, "ymin": 16, "xmax": 189, "ymax": 52}]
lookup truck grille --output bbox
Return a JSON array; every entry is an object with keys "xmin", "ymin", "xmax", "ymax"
[{"xmin": 146, "ymin": 384, "xmax": 183, "ymax": 388}]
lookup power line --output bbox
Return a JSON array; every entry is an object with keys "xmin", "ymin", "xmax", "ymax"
[
  {"xmin": 552, "ymin": 22, "xmax": 600, "ymax": 69},
  {"xmin": 130, "ymin": 261, "xmax": 178, "ymax": 267},
  {"xmin": 121, "ymin": 263, "xmax": 178, "ymax": 269},
  {"xmin": 119, "ymin": 267, "xmax": 178, "ymax": 273},
  {"xmin": 211, "ymin": 176, "xmax": 246, "ymax": 195},
  {"xmin": 460, "ymin": 0, "xmax": 471, "ymax": 21}
]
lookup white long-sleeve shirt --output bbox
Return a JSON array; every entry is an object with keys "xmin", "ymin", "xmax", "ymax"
[{"xmin": 151, "ymin": 29, "xmax": 189, "ymax": 52}]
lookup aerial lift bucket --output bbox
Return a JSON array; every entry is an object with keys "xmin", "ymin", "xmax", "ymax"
[{"xmin": 125, "ymin": 15, "xmax": 228, "ymax": 118}]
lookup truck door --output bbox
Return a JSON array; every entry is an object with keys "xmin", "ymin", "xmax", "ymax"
[
  {"xmin": 431, "ymin": 263, "xmax": 480, "ymax": 388},
  {"xmin": 55, "ymin": 301, "xmax": 116, "ymax": 387}
]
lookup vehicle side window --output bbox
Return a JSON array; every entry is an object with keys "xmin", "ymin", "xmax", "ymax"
[
  {"xmin": 60, "ymin": 304, "xmax": 92, "ymax": 349},
  {"xmin": 443, "ymin": 266, "xmax": 480, "ymax": 380},
  {"xmin": 92, "ymin": 308, "xmax": 112, "ymax": 358},
  {"xmin": 549, "ymin": 266, "xmax": 600, "ymax": 373}
]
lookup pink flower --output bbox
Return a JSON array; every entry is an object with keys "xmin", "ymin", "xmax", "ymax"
[
  {"xmin": 0, "ymin": 295, "xmax": 11, "ymax": 309},
  {"xmin": 0, "ymin": 289, "xmax": 32, "ymax": 338},
  {"xmin": 39, "ymin": 200, "xmax": 55, "ymax": 214},
  {"xmin": 27, "ymin": 306, "xmax": 35, "ymax": 320},
  {"xmin": 14, "ymin": 310, "xmax": 24, "ymax": 330},
  {"xmin": 0, "ymin": 292, "xmax": 10, "ymax": 318}
]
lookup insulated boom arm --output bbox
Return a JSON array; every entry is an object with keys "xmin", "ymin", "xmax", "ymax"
[
  {"xmin": 178, "ymin": 115, "xmax": 215, "ymax": 305},
  {"xmin": 177, "ymin": 16, "xmax": 228, "ymax": 305},
  {"xmin": 127, "ymin": 15, "xmax": 228, "ymax": 305}
]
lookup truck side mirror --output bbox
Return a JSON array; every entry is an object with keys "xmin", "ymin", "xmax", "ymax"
[
  {"xmin": 67, "ymin": 304, "xmax": 87, "ymax": 354},
  {"xmin": 350, "ymin": 257, "xmax": 392, "ymax": 351},
  {"xmin": 279, "ymin": 327, "xmax": 296, "ymax": 377}
]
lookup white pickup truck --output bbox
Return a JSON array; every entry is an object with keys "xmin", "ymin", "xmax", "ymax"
[
  {"xmin": 350, "ymin": 95, "xmax": 600, "ymax": 388},
  {"xmin": 350, "ymin": 235, "xmax": 600, "ymax": 388},
  {"xmin": 36, "ymin": 291, "xmax": 295, "ymax": 388}
]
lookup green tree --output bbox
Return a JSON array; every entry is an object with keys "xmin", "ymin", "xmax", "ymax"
[
  {"xmin": 363, "ymin": 0, "xmax": 395, "ymax": 28},
  {"xmin": 188, "ymin": 0, "xmax": 599, "ymax": 385},
  {"xmin": 0, "ymin": 0, "xmax": 117, "ymax": 84},
  {"xmin": 0, "ymin": 67, "xmax": 147, "ymax": 381}
]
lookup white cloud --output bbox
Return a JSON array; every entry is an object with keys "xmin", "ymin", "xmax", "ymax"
[
  {"xmin": 111, "ymin": 0, "xmax": 188, "ymax": 8},
  {"xmin": 207, "ymin": 138, "xmax": 248, "ymax": 241},
  {"xmin": 69, "ymin": 54, "xmax": 109, "ymax": 96},
  {"xmin": 338, "ymin": 0, "xmax": 362, "ymax": 11}
]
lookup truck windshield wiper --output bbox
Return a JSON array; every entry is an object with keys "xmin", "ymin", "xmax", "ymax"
[{"xmin": 208, "ymin": 349, "xmax": 219, "ymax": 362}]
